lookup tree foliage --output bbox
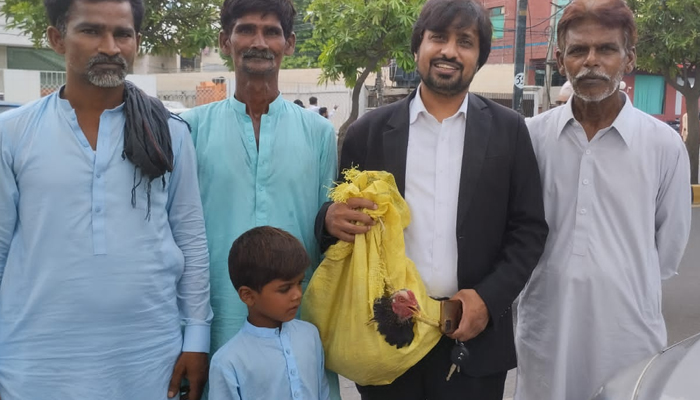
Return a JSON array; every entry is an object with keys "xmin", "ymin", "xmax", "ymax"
[
  {"xmin": 629, "ymin": 0, "xmax": 700, "ymax": 183},
  {"xmin": 1, "ymin": 0, "xmax": 220, "ymax": 57},
  {"xmin": 306, "ymin": 0, "xmax": 422, "ymax": 148},
  {"xmin": 281, "ymin": 0, "xmax": 319, "ymax": 69}
]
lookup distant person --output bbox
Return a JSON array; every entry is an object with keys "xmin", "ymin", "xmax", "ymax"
[
  {"xmin": 308, "ymin": 96, "xmax": 320, "ymax": 113},
  {"xmin": 0, "ymin": 0, "xmax": 212, "ymax": 398},
  {"xmin": 294, "ymin": 99, "xmax": 304, "ymax": 107},
  {"xmin": 515, "ymin": 1, "xmax": 692, "ymax": 400},
  {"xmin": 319, "ymin": 106, "xmax": 328, "ymax": 118},
  {"xmin": 180, "ymin": 0, "xmax": 340, "ymax": 397},
  {"xmin": 555, "ymin": 81, "xmax": 573, "ymax": 106},
  {"xmin": 208, "ymin": 226, "xmax": 330, "ymax": 400}
]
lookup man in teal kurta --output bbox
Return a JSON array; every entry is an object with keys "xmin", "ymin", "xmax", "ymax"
[{"xmin": 181, "ymin": 0, "xmax": 339, "ymax": 397}]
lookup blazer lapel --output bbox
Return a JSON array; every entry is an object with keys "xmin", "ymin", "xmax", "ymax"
[
  {"xmin": 382, "ymin": 90, "xmax": 416, "ymax": 196},
  {"xmin": 457, "ymin": 93, "xmax": 492, "ymax": 229}
]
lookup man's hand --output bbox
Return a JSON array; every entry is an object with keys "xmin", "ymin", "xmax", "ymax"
[
  {"xmin": 168, "ymin": 352, "xmax": 208, "ymax": 400},
  {"xmin": 447, "ymin": 289, "xmax": 490, "ymax": 342},
  {"xmin": 325, "ymin": 197, "xmax": 377, "ymax": 242}
]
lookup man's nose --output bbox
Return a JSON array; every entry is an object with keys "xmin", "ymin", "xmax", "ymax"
[
  {"xmin": 98, "ymin": 34, "xmax": 121, "ymax": 56},
  {"xmin": 440, "ymin": 38, "xmax": 459, "ymax": 59},
  {"xmin": 250, "ymin": 31, "xmax": 268, "ymax": 49},
  {"xmin": 583, "ymin": 48, "xmax": 600, "ymax": 68}
]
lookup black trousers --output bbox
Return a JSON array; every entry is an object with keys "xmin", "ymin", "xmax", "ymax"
[{"xmin": 356, "ymin": 336, "xmax": 507, "ymax": 400}]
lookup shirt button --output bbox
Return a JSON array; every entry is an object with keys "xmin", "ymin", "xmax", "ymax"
[
  {"xmin": 95, "ymin": 207, "xmax": 102, "ymax": 213},
  {"xmin": 582, "ymin": 179, "xmax": 589, "ymax": 185},
  {"xmin": 585, "ymin": 149, "xmax": 591, "ymax": 155},
  {"xmin": 96, "ymin": 174, "xmax": 102, "ymax": 179},
  {"xmin": 580, "ymin": 208, "xmax": 587, "ymax": 215},
  {"xmin": 285, "ymin": 349, "xmax": 291, "ymax": 355},
  {"xmin": 294, "ymin": 391, "xmax": 300, "ymax": 398},
  {"xmin": 258, "ymin": 187, "xmax": 263, "ymax": 192},
  {"xmin": 291, "ymin": 369, "xmax": 297, "ymax": 376}
]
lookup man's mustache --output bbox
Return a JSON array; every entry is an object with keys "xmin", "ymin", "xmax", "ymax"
[
  {"xmin": 573, "ymin": 69, "xmax": 611, "ymax": 82},
  {"xmin": 242, "ymin": 49, "xmax": 274, "ymax": 60},
  {"xmin": 430, "ymin": 56, "xmax": 463, "ymax": 70},
  {"xmin": 86, "ymin": 54, "xmax": 128, "ymax": 70}
]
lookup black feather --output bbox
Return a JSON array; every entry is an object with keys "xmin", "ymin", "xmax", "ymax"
[{"xmin": 372, "ymin": 296, "xmax": 415, "ymax": 348}]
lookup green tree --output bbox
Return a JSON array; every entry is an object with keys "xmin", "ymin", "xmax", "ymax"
[
  {"xmin": 630, "ymin": 0, "xmax": 700, "ymax": 183},
  {"xmin": 1, "ymin": 0, "xmax": 220, "ymax": 57},
  {"xmin": 307, "ymin": 0, "xmax": 422, "ymax": 149},
  {"xmin": 282, "ymin": 0, "xmax": 319, "ymax": 69}
]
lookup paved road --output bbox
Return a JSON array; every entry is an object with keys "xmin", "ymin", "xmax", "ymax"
[{"xmin": 341, "ymin": 207, "xmax": 700, "ymax": 400}]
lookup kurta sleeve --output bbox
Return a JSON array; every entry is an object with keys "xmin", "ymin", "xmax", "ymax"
[
  {"xmin": 208, "ymin": 358, "xmax": 242, "ymax": 400},
  {"xmin": 318, "ymin": 123, "xmax": 338, "ymax": 209},
  {"xmin": 0, "ymin": 125, "xmax": 18, "ymax": 283},
  {"xmin": 655, "ymin": 138, "xmax": 691, "ymax": 280},
  {"xmin": 166, "ymin": 121, "xmax": 213, "ymax": 352}
]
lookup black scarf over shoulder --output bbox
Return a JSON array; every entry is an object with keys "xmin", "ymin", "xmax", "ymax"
[{"xmin": 122, "ymin": 81, "xmax": 174, "ymax": 218}]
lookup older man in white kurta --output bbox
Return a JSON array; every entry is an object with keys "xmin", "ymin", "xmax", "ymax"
[{"xmin": 515, "ymin": 93, "xmax": 691, "ymax": 400}]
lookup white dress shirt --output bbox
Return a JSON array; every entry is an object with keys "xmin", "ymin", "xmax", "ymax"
[
  {"xmin": 404, "ymin": 86, "xmax": 469, "ymax": 298},
  {"xmin": 515, "ymin": 94, "xmax": 692, "ymax": 400}
]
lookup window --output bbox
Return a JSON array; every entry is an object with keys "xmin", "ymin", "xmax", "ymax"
[{"xmin": 490, "ymin": 7, "xmax": 505, "ymax": 39}]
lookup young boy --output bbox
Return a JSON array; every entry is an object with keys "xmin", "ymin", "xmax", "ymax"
[{"xmin": 209, "ymin": 226, "xmax": 330, "ymax": 400}]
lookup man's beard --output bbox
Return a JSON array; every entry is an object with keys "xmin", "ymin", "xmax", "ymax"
[
  {"xmin": 568, "ymin": 67, "xmax": 624, "ymax": 103},
  {"xmin": 417, "ymin": 56, "xmax": 475, "ymax": 97},
  {"xmin": 85, "ymin": 54, "xmax": 128, "ymax": 88},
  {"xmin": 240, "ymin": 48, "xmax": 276, "ymax": 75}
]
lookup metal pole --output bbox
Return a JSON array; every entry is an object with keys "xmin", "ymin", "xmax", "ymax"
[
  {"xmin": 512, "ymin": 0, "xmax": 528, "ymax": 114},
  {"xmin": 542, "ymin": 0, "xmax": 558, "ymax": 112}
]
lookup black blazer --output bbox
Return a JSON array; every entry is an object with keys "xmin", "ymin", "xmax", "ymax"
[{"xmin": 315, "ymin": 90, "xmax": 548, "ymax": 376}]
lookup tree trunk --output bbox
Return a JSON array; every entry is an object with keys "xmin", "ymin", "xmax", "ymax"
[
  {"xmin": 337, "ymin": 57, "xmax": 381, "ymax": 159},
  {"xmin": 663, "ymin": 69, "xmax": 700, "ymax": 184},
  {"xmin": 685, "ymin": 92, "xmax": 700, "ymax": 184}
]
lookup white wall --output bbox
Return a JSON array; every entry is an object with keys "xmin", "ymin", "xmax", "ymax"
[
  {"xmin": 3, "ymin": 69, "xmax": 40, "ymax": 103},
  {"xmin": 126, "ymin": 74, "xmax": 157, "ymax": 96}
]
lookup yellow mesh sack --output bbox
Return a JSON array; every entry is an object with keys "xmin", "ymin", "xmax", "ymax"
[{"xmin": 301, "ymin": 169, "xmax": 442, "ymax": 386}]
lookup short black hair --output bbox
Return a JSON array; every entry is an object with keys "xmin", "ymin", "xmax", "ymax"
[
  {"xmin": 411, "ymin": 0, "xmax": 492, "ymax": 69},
  {"xmin": 228, "ymin": 226, "xmax": 310, "ymax": 292},
  {"xmin": 309, "ymin": 96, "xmax": 318, "ymax": 105},
  {"xmin": 44, "ymin": 0, "xmax": 145, "ymax": 34},
  {"xmin": 319, "ymin": 107, "xmax": 328, "ymax": 115},
  {"xmin": 293, "ymin": 99, "xmax": 304, "ymax": 107},
  {"xmin": 220, "ymin": 0, "xmax": 295, "ymax": 38}
]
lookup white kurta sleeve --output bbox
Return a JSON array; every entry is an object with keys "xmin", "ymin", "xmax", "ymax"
[{"xmin": 655, "ymin": 138, "xmax": 692, "ymax": 280}]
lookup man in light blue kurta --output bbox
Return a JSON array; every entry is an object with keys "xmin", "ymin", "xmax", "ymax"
[
  {"xmin": 0, "ymin": 90, "xmax": 213, "ymax": 399},
  {"xmin": 181, "ymin": 1, "xmax": 338, "ymax": 397},
  {"xmin": 182, "ymin": 95, "xmax": 338, "ymax": 396}
]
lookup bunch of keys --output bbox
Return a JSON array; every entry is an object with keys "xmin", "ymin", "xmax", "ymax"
[{"xmin": 446, "ymin": 340, "xmax": 470, "ymax": 381}]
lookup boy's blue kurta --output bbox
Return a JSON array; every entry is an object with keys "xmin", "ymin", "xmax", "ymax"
[
  {"xmin": 0, "ymin": 92, "xmax": 213, "ymax": 400},
  {"xmin": 181, "ymin": 95, "xmax": 339, "ymax": 397},
  {"xmin": 209, "ymin": 319, "xmax": 330, "ymax": 400}
]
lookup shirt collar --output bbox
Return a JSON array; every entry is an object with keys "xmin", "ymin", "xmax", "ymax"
[
  {"xmin": 54, "ymin": 85, "xmax": 125, "ymax": 114},
  {"xmin": 409, "ymin": 84, "xmax": 469, "ymax": 124},
  {"xmin": 556, "ymin": 92, "xmax": 635, "ymax": 146},
  {"xmin": 229, "ymin": 92, "xmax": 285, "ymax": 116},
  {"xmin": 240, "ymin": 319, "xmax": 290, "ymax": 338}
]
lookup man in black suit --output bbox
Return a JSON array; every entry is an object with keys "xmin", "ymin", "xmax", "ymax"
[{"xmin": 315, "ymin": 0, "xmax": 548, "ymax": 398}]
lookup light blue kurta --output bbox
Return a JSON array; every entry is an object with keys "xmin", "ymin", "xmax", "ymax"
[
  {"xmin": 209, "ymin": 319, "xmax": 330, "ymax": 400},
  {"xmin": 0, "ymin": 91, "xmax": 213, "ymax": 400},
  {"xmin": 181, "ymin": 95, "xmax": 339, "ymax": 397}
]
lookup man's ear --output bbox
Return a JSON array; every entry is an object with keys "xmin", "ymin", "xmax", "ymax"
[
  {"xmin": 284, "ymin": 32, "xmax": 296, "ymax": 56},
  {"xmin": 219, "ymin": 30, "xmax": 232, "ymax": 57},
  {"xmin": 47, "ymin": 26, "xmax": 66, "ymax": 55},
  {"xmin": 556, "ymin": 49, "xmax": 566, "ymax": 76},
  {"xmin": 624, "ymin": 46, "xmax": 637, "ymax": 74},
  {"xmin": 238, "ymin": 286, "xmax": 257, "ymax": 307}
]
